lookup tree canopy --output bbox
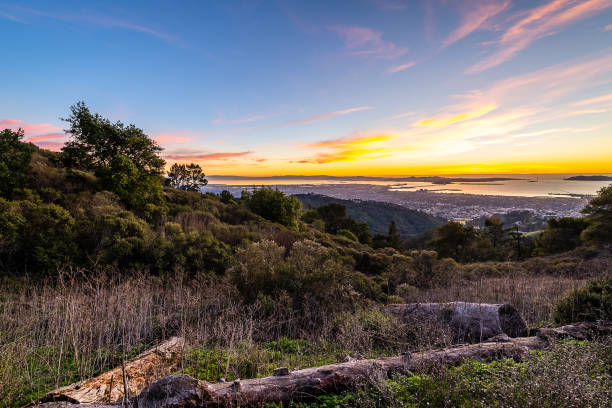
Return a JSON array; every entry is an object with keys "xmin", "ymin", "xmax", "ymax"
[
  {"xmin": 61, "ymin": 102, "xmax": 166, "ymax": 211},
  {"xmin": 167, "ymin": 163, "xmax": 208, "ymax": 192}
]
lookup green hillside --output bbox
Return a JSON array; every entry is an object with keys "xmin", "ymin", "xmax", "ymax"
[{"xmin": 295, "ymin": 193, "xmax": 445, "ymax": 237}]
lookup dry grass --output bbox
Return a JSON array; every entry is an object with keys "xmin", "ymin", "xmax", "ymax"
[{"xmin": 0, "ymin": 267, "xmax": 604, "ymax": 407}]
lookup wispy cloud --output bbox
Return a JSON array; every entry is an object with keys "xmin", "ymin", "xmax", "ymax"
[
  {"xmin": 153, "ymin": 133, "xmax": 193, "ymax": 145},
  {"xmin": 0, "ymin": 6, "xmax": 183, "ymax": 47},
  {"xmin": 298, "ymin": 133, "xmax": 396, "ymax": 164},
  {"xmin": 368, "ymin": 0, "xmax": 411, "ymax": 11},
  {"xmin": 573, "ymin": 92, "xmax": 612, "ymax": 106},
  {"xmin": 286, "ymin": 106, "xmax": 372, "ymax": 126},
  {"xmin": 442, "ymin": 0, "xmax": 510, "ymax": 48},
  {"xmin": 163, "ymin": 151, "xmax": 251, "ymax": 161},
  {"xmin": 328, "ymin": 25, "xmax": 408, "ymax": 59},
  {"xmin": 387, "ymin": 61, "xmax": 416, "ymax": 74},
  {"xmin": 605, "ymin": 23, "xmax": 612, "ymax": 30},
  {"xmin": 24, "ymin": 133, "xmax": 65, "ymax": 142},
  {"xmin": 416, "ymin": 104, "xmax": 497, "ymax": 127},
  {"xmin": 1, "ymin": 119, "xmax": 66, "ymax": 149},
  {"xmin": 467, "ymin": 0, "xmax": 612, "ymax": 73},
  {"xmin": 212, "ymin": 112, "xmax": 279, "ymax": 125},
  {"xmin": 0, "ymin": 10, "xmax": 21, "ymax": 22}
]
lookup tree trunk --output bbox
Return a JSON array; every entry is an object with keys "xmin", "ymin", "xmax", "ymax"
[
  {"xmin": 136, "ymin": 321, "xmax": 610, "ymax": 408},
  {"xmin": 38, "ymin": 337, "xmax": 184, "ymax": 404},
  {"xmin": 383, "ymin": 302, "xmax": 528, "ymax": 342},
  {"xmin": 35, "ymin": 321, "xmax": 611, "ymax": 407}
]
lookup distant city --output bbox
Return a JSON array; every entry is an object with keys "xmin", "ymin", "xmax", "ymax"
[{"xmin": 205, "ymin": 182, "xmax": 588, "ymax": 222}]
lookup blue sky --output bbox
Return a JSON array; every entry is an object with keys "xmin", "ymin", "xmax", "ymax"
[{"xmin": 1, "ymin": 0, "xmax": 611, "ymax": 175}]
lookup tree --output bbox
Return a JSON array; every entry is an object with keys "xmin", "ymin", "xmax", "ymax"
[
  {"xmin": 426, "ymin": 221, "xmax": 481, "ymax": 262},
  {"xmin": 484, "ymin": 217, "xmax": 505, "ymax": 248},
  {"xmin": 219, "ymin": 190, "xmax": 236, "ymax": 204},
  {"xmin": 0, "ymin": 128, "xmax": 35, "ymax": 199},
  {"xmin": 316, "ymin": 203, "xmax": 346, "ymax": 234},
  {"xmin": 61, "ymin": 102, "xmax": 165, "ymax": 211},
  {"xmin": 167, "ymin": 163, "xmax": 208, "ymax": 192},
  {"xmin": 581, "ymin": 185, "xmax": 612, "ymax": 243},
  {"xmin": 387, "ymin": 220, "xmax": 402, "ymax": 250},
  {"xmin": 535, "ymin": 217, "xmax": 589, "ymax": 255},
  {"xmin": 241, "ymin": 188, "xmax": 302, "ymax": 229}
]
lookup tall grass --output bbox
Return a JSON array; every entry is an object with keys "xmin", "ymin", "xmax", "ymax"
[{"xmin": 0, "ymin": 269, "xmax": 599, "ymax": 407}]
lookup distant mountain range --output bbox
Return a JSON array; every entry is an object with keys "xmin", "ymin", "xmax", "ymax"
[
  {"xmin": 208, "ymin": 175, "xmax": 521, "ymax": 184},
  {"xmin": 294, "ymin": 193, "xmax": 445, "ymax": 237},
  {"xmin": 565, "ymin": 175, "xmax": 612, "ymax": 181}
]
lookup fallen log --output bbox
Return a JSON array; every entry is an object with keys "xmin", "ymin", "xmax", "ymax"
[
  {"xmin": 383, "ymin": 302, "xmax": 527, "ymax": 342},
  {"xmin": 134, "ymin": 321, "xmax": 610, "ymax": 407},
  {"xmin": 38, "ymin": 336, "xmax": 185, "ymax": 405}
]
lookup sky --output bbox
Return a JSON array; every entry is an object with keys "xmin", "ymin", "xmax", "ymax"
[{"xmin": 1, "ymin": 0, "xmax": 611, "ymax": 176}]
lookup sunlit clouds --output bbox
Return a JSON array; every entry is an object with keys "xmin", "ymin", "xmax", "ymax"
[
  {"xmin": 441, "ymin": 0, "xmax": 510, "ymax": 48},
  {"xmin": 466, "ymin": 0, "xmax": 612, "ymax": 73},
  {"xmin": 2, "ymin": 0, "xmax": 611, "ymax": 176},
  {"xmin": 298, "ymin": 133, "xmax": 396, "ymax": 164},
  {"xmin": 327, "ymin": 25, "xmax": 408, "ymax": 59}
]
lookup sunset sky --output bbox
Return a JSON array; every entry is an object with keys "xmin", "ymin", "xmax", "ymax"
[{"xmin": 1, "ymin": 0, "xmax": 611, "ymax": 176}]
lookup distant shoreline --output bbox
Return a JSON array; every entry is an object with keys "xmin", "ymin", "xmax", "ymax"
[
  {"xmin": 565, "ymin": 175, "xmax": 612, "ymax": 181},
  {"xmin": 207, "ymin": 175, "xmax": 523, "ymax": 183}
]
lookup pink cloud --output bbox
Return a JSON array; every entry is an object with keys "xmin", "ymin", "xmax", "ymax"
[
  {"xmin": 33, "ymin": 141, "xmax": 64, "ymax": 152},
  {"xmin": 154, "ymin": 133, "xmax": 193, "ymax": 145},
  {"xmin": 1, "ymin": 119, "xmax": 61, "ymax": 134},
  {"xmin": 163, "ymin": 151, "xmax": 251, "ymax": 161},
  {"xmin": 442, "ymin": 0, "xmax": 510, "ymax": 48},
  {"xmin": 467, "ymin": 0, "xmax": 612, "ymax": 73},
  {"xmin": 0, "ymin": 119, "xmax": 22, "ymax": 128},
  {"xmin": 387, "ymin": 61, "xmax": 416, "ymax": 74},
  {"xmin": 328, "ymin": 25, "xmax": 408, "ymax": 59},
  {"xmin": 25, "ymin": 133, "xmax": 66, "ymax": 142},
  {"xmin": 287, "ymin": 106, "xmax": 372, "ymax": 126}
]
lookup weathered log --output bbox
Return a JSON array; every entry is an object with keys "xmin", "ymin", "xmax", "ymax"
[
  {"xmin": 133, "ymin": 321, "xmax": 610, "ymax": 407},
  {"xmin": 38, "ymin": 336, "xmax": 184, "ymax": 404},
  {"xmin": 383, "ymin": 302, "xmax": 527, "ymax": 341}
]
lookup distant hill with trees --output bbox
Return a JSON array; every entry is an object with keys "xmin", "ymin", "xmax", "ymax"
[{"xmin": 294, "ymin": 193, "xmax": 445, "ymax": 237}]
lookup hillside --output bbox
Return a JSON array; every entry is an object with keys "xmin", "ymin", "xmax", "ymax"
[
  {"xmin": 294, "ymin": 193, "xmax": 445, "ymax": 237},
  {"xmin": 1, "ymin": 105, "xmax": 611, "ymax": 408}
]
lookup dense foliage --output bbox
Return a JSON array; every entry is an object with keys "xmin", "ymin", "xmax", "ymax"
[
  {"xmin": 167, "ymin": 162, "xmax": 208, "ymax": 192},
  {"xmin": 554, "ymin": 277, "xmax": 612, "ymax": 324}
]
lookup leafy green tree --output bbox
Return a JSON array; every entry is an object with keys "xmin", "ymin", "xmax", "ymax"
[
  {"xmin": 0, "ymin": 128, "xmax": 35, "ymax": 199},
  {"xmin": 316, "ymin": 203, "xmax": 347, "ymax": 234},
  {"xmin": 167, "ymin": 162, "xmax": 208, "ymax": 192},
  {"xmin": 484, "ymin": 217, "xmax": 505, "ymax": 248},
  {"xmin": 535, "ymin": 217, "xmax": 589, "ymax": 255},
  {"xmin": 387, "ymin": 220, "xmax": 402, "ymax": 250},
  {"xmin": 426, "ymin": 221, "xmax": 482, "ymax": 262},
  {"xmin": 219, "ymin": 190, "xmax": 236, "ymax": 204},
  {"xmin": 61, "ymin": 102, "xmax": 165, "ymax": 210},
  {"xmin": 581, "ymin": 185, "xmax": 612, "ymax": 243},
  {"xmin": 241, "ymin": 188, "xmax": 302, "ymax": 229}
]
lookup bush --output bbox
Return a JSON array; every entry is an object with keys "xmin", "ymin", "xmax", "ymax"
[
  {"xmin": 241, "ymin": 188, "xmax": 302, "ymax": 229},
  {"xmin": 554, "ymin": 278, "xmax": 612, "ymax": 324},
  {"xmin": 535, "ymin": 217, "xmax": 589, "ymax": 255}
]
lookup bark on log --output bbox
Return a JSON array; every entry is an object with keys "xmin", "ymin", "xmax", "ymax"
[
  {"xmin": 37, "ymin": 337, "xmax": 185, "ymax": 405},
  {"xmin": 383, "ymin": 302, "xmax": 528, "ymax": 341},
  {"xmin": 134, "ymin": 321, "xmax": 610, "ymax": 407}
]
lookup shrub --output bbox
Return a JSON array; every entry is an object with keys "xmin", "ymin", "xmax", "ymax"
[
  {"xmin": 337, "ymin": 229, "xmax": 358, "ymax": 242},
  {"xmin": 554, "ymin": 277, "xmax": 612, "ymax": 324},
  {"xmin": 241, "ymin": 188, "xmax": 302, "ymax": 229}
]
